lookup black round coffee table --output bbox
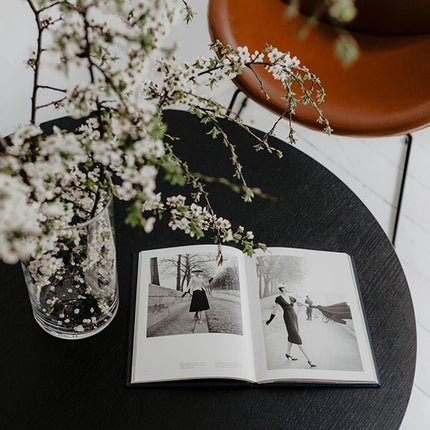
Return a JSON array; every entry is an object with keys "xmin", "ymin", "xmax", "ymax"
[{"xmin": 0, "ymin": 110, "xmax": 415, "ymax": 429}]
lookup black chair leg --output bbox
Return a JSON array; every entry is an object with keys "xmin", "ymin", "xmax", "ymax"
[
  {"xmin": 227, "ymin": 88, "xmax": 241, "ymax": 116},
  {"xmin": 237, "ymin": 95, "xmax": 248, "ymax": 117},
  {"xmin": 227, "ymin": 88, "xmax": 249, "ymax": 118},
  {"xmin": 392, "ymin": 133, "xmax": 413, "ymax": 247}
]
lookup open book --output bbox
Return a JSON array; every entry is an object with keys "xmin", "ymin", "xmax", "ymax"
[{"xmin": 127, "ymin": 245, "xmax": 379, "ymax": 387}]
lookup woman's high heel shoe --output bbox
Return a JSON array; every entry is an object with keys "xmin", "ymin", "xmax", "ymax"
[
  {"xmin": 308, "ymin": 360, "xmax": 317, "ymax": 368},
  {"xmin": 285, "ymin": 354, "xmax": 298, "ymax": 361}
]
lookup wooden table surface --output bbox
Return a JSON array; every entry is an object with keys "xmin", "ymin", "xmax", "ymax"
[{"xmin": 0, "ymin": 110, "xmax": 416, "ymax": 429}]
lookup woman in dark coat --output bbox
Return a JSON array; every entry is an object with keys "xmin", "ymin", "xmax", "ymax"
[{"xmin": 266, "ymin": 283, "xmax": 316, "ymax": 367}]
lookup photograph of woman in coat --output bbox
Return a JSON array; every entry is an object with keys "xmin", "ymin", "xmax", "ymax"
[
  {"xmin": 266, "ymin": 283, "xmax": 316, "ymax": 367},
  {"xmin": 184, "ymin": 268, "xmax": 210, "ymax": 323}
]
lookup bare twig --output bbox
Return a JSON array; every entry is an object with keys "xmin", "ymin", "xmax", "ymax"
[
  {"xmin": 27, "ymin": 0, "xmax": 43, "ymax": 124},
  {"xmin": 38, "ymin": 85, "xmax": 67, "ymax": 93},
  {"xmin": 39, "ymin": 1, "xmax": 66, "ymax": 13},
  {"xmin": 191, "ymin": 171, "xmax": 277, "ymax": 202},
  {"xmin": 36, "ymin": 96, "xmax": 66, "ymax": 110}
]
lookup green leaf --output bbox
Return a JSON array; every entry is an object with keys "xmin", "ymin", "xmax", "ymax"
[
  {"xmin": 125, "ymin": 203, "xmax": 142, "ymax": 228},
  {"xmin": 151, "ymin": 118, "xmax": 168, "ymax": 140},
  {"xmin": 118, "ymin": 79, "xmax": 127, "ymax": 93},
  {"xmin": 1, "ymin": 167, "xmax": 18, "ymax": 177},
  {"xmin": 207, "ymin": 126, "xmax": 220, "ymax": 139},
  {"xmin": 190, "ymin": 219, "xmax": 204, "ymax": 239},
  {"xmin": 59, "ymin": 150, "xmax": 72, "ymax": 159}
]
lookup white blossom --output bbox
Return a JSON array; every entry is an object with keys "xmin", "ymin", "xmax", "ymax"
[
  {"xmin": 0, "ymin": 0, "xmax": 328, "ymax": 277},
  {"xmin": 143, "ymin": 217, "xmax": 156, "ymax": 233},
  {"xmin": 222, "ymin": 229, "xmax": 234, "ymax": 242}
]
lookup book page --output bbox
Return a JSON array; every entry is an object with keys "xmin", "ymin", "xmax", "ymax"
[
  {"xmin": 130, "ymin": 245, "xmax": 256, "ymax": 384},
  {"xmin": 246, "ymin": 247, "xmax": 379, "ymax": 385}
]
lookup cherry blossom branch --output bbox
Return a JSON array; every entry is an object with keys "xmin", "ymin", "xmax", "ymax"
[
  {"xmin": 38, "ymin": 1, "xmax": 68, "ymax": 13},
  {"xmin": 36, "ymin": 97, "xmax": 66, "ymax": 110},
  {"xmin": 191, "ymin": 172, "xmax": 277, "ymax": 202}
]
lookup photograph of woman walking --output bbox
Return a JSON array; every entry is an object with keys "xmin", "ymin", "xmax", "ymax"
[
  {"xmin": 266, "ymin": 284, "xmax": 316, "ymax": 368},
  {"xmin": 146, "ymin": 251, "xmax": 243, "ymax": 337},
  {"xmin": 184, "ymin": 269, "xmax": 210, "ymax": 323},
  {"xmin": 256, "ymin": 253, "xmax": 364, "ymax": 372}
]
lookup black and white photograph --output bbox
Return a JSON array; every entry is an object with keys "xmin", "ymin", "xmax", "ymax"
[
  {"xmin": 146, "ymin": 251, "xmax": 243, "ymax": 337},
  {"xmin": 257, "ymin": 254, "xmax": 363, "ymax": 372}
]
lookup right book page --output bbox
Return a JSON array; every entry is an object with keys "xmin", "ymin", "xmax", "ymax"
[{"xmin": 245, "ymin": 247, "xmax": 379, "ymax": 386}]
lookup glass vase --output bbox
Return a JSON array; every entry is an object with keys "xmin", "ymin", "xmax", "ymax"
[{"xmin": 22, "ymin": 197, "xmax": 119, "ymax": 339}]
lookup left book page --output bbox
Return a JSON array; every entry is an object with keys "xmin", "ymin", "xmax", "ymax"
[{"xmin": 128, "ymin": 245, "xmax": 256, "ymax": 385}]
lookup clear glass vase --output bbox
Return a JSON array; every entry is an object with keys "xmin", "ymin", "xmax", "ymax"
[{"xmin": 22, "ymin": 197, "xmax": 119, "ymax": 339}]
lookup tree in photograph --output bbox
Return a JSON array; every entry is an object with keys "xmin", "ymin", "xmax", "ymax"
[
  {"xmin": 180, "ymin": 254, "xmax": 191, "ymax": 291},
  {"xmin": 210, "ymin": 264, "xmax": 240, "ymax": 292},
  {"xmin": 176, "ymin": 254, "xmax": 182, "ymax": 291},
  {"xmin": 159, "ymin": 252, "xmax": 217, "ymax": 291},
  {"xmin": 256, "ymin": 256, "xmax": 304, "ymax": 297},
  {"xmin": 150, "ymin": 257, "xmax": 160, "ymax": 286}
]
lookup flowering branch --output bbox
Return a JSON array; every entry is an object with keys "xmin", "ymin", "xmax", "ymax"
[
  {"xmin": 36, "ymin": 97, "xmax": 66, "ymax": 110},
  {"xmin": 0, "ymin": 0, "xmax": 330, "ymax": 268}
]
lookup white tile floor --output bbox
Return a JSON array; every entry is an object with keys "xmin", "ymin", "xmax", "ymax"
[{"xmin": 0, "ymin": 1, "xmax": 428, "ymax": 428}]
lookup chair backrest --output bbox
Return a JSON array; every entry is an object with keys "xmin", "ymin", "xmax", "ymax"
[{"xmin": 208, "ymin": 0, "xmax": 430, "ymax": 136}]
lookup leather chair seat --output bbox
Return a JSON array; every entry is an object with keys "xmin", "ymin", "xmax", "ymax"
[{"xmin": 208, "ymin": 0, "xmax": 430, "ymax": 136}]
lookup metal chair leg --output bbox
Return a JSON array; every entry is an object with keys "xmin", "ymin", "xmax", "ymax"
[
  {"xmin": 227, "ymin": 88, "xmax": 241, "ymax": 116},
  {"xmin": 392, "ymin": 133, "xmax": 413, "ymax": 246},
  {"xmin": 227, "ymin": 88, "xmax": 249, "ymax": 118},
  {"xmin": 237, "ymin": 95, "xmax": 248, "ymax": 117}
]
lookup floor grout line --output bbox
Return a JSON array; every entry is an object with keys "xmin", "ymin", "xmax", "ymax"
[
  {"xmin": 414, "ymin": 383, "xmax": 430, "ymax": 400},
  {"xmin": 294, "ymin": 135, "xmax": 399, "ymax": 209},
  {"xmin": 417, "ymin": 321, "xmax": 430, "ymax": 337}
]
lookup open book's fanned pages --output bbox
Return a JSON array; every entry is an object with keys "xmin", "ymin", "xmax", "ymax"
[{"xmin": 127, "ymin": 245, "xmax": 379, "ymax": 387}]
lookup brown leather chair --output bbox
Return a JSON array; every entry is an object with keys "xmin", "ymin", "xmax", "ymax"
[
  {"xmin": 208, "ymin": 0, "xmax": 430, "ymax": 137},
  {"xmin": 208, "ymin": 0, "xmax": 430, "ymax": 244}
]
